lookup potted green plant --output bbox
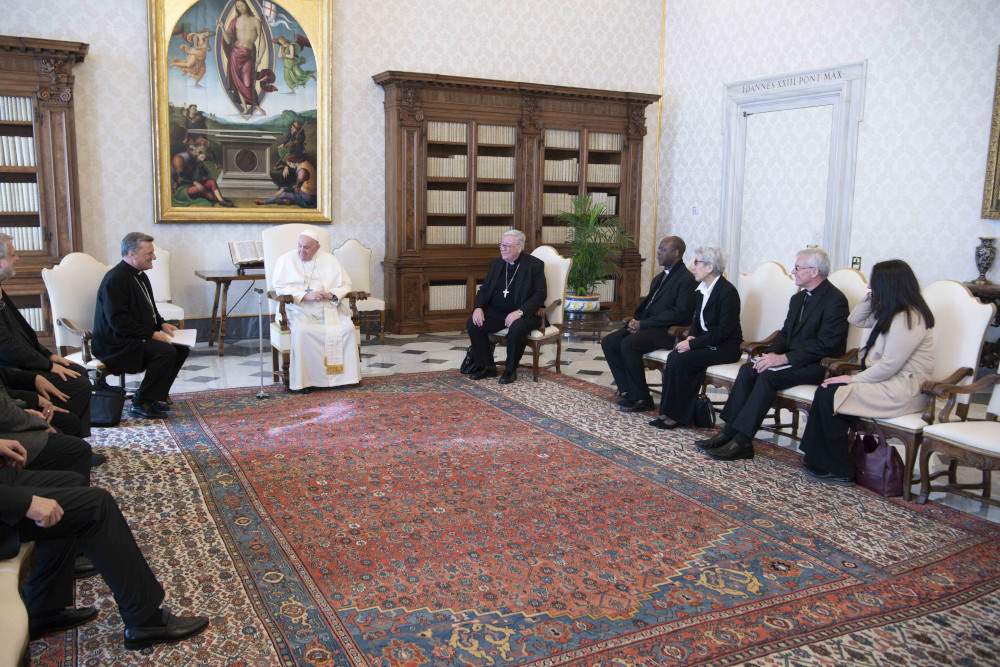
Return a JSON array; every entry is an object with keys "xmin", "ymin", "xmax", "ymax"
[{"xmin": 555, "ymin": 195, "xmax": 635, "ymax": 311}]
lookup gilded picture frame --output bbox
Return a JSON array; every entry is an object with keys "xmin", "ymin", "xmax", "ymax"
[
  {"xmin": 148, "ymin": 0, "xmax": 331, "ymax": 223},
  {"xmin": 983, "ymin": 46, "xmax": 1000, "ymax": 219}
]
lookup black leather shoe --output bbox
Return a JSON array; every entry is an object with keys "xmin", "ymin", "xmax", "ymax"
[
  {"xmin": 470, "ymin": 367, "xmax": 498, "ymax": 381},
  {"xmin": 498, "ymin": 369, "xmax": 517, "ymax": 385},
  {"xmin": 648, "ymin": 417, "xmax": 679, "ymax": 430},
  {"xmin": 30, "ymin": 607, "xmax": 98, "ymax": 639},
  {"xmin": 74, "ymin": 555, "xmax": 98, "ymax": 580},
  {"xmin": 694, "ymin": 431, "xmax": 733, "ymax": 451},
  {"xmin": 153, "ymin": 400, "xmax": 172, "ymax": 411},
  {"xmin": 90, "ymin": 452, "xmax": 107, "ymax": 467},
  {"xmin": 803, "ymin": 464, "xmax": 855, "ymax": 485},
  {"xmin": 616, "ymin": 396, "xmax": 633, "ymax": 406},
  {"xmin": 620, "ymin": 398, "xmax": 654, "ymax": 413},
  {"xmin": 130, "ymin": 402, "xmax": 169, "ymax": 419},
  {"xmin": 123, "ymin": 608, "xmax": 210, "ymax": 650},
  {"xmin": 706, "ymin": 440, "xmax": 754, "ymax": 461}
]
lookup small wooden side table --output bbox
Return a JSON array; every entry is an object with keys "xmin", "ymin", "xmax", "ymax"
[
  {"xmin": 964, "ymin": 281, "xmax": 1000, "ymax": 369},
  {"xmin": 195, "ymin": 269, "xmax": 265, "ymax": 356},
  {"xmin": 562, "ymin": 307, "xmax": 613, "ymax": 342}
]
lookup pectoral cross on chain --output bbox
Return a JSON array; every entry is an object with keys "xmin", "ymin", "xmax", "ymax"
[{"xmin": 503, "ymin": 287, "xmax": 510, "ymax": 298}]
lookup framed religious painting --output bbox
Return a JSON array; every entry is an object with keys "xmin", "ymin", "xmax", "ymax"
[
  {"xmin": 148, "ymin": 0, "xmax": 331, "ymax": 223},
  {"xmin": 983, "ymin": 45, "xmax": 1000, "ymax": 219}
]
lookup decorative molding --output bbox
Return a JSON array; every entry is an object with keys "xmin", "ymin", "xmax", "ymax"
[
  {"xmin": 718, "ymin": 62, "xmax": 867, "ymax": 274},
  {"xmin": 399, "ymin": 86, "xmax": 424, "ymax": 125},
  {"xmin": 37, "ymin": 57, "xmax": 73, "ymax": 103}
]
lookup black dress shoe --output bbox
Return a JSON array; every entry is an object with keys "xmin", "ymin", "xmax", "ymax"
[
  {"xmin": 90, "ymin": 452, "xmax": 107, "ymax": 467},
  {"xmin": 620, "ymin": 398, "xmax": 654, "ymax": 413},
  {"xmin": 130, "ymin": 402, "xmax": 169, "ymax": 419},
  {"xmin": 153, "ymin": 401, "xmax": 172, "ymax": 411},
  {"xmin": 803, "ymin": 464, "xmax": 855, "ymax": 485},
  {"xmin": 123, "ymin": 608, "xmax": 210, "ymax": 650},
  {"xmin": 470, "ymin": 367, "xmax": 498, "ymax": 381},
  {"xmin": 648, "ymin": 416, "xmax": 679, "ymax": 430},
  {"xmin": 706, "ymin": 439, "xmax": 754, "ymax": 461},
  {"xmin": 616, "ymin": 396, "xmax": 633, "ymax": 406},
  {"xmin": 29, "ymin": 607, "xmax": 98, "ymax": 639},
  {"xmin": 498, "ymin": 369, "xmax": 517, "ymax": 384},
  {"xmin": 74, "ymin": 555, "xmax": 98, "ymax": 580},
  {"xmin": 694, "ymin": 431, "xmax": 733, "ymax": 451}
]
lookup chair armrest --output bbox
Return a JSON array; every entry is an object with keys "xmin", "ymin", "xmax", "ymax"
[
  {"xmin": 922, "ymin": 370, "xmax": 992, "ymax": 423},
  {"xmin": 821, "ymin": 349, "xmax": 859, "ymax": 376},
  {"xmin": 668, "ymin": 325, "xmax": 690, "ymax": 339},
  {"xmin": 267, "ymin": 291, "xmax": 293, "ymax": 331},
  {"xmin": 538, "ymin": 299, "xmax": 562, "ymax": 330},
  {"xmin": 742, "ymin": 331, "xmax": 779, "ymax": 356},
  {"xmin": 56, "ymin": 318, "xmax": 95, "ymax": 363},
  {"xmin": 345, "ymin": 291, "xmax": 359, "ymax": 320}
]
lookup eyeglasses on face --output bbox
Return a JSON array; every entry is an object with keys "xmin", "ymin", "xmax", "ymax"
[
  {"xmin": 792, "ymin": 264, "xmax": 817, "ymax": 272},
  {"xmin": 499, "ymin": 243, "xmax": 518, "ymax": 250},
  {"xmin": 692, "ymin": 259, "xmax": 707, "ymax": 266}
]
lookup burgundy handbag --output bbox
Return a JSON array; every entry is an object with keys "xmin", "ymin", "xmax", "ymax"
[{"xmin": 850, "ymin": 421, "xmax": 904, "ymax": 497}]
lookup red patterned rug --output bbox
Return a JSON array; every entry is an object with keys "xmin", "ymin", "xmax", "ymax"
[{"xmin": 29, "ymin": 371, "xmax": 1000, "ymax": 665}]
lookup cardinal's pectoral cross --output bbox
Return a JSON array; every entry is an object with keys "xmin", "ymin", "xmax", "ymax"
[{"xmin": 502, "ymin": 287, "xmax": 510, "ymax": 298}]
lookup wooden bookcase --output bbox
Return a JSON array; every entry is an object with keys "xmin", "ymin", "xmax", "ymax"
[
  {"xmin": 374, "ymin": 71, "xmax": 659, "ymax": 334},
  {"xmin": 0, "ymin": 36, "xmax": 88, "ymax": 348}
]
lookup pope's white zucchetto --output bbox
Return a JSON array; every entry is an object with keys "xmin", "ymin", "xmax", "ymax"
[{"xmin": 299, "ymin": 229, "xmax": 321, "ymax": 242}]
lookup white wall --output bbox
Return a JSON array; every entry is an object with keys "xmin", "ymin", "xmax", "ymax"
[
  {"xmin": 659, "ymin": 0, "xmax": 1000, "ymax": 286},
  {"xmin": 3, "ymin": 0, "xmax": 664, "ymax": 320}
]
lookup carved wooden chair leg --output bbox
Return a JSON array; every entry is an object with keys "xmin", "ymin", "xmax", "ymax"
[
  {"xmin": 554, "ymin": 338, "xmax": 562, "ymax": 375},
  {"xmin": 272, "ymin": 348, "xmax": 280, "ymax": 383}
]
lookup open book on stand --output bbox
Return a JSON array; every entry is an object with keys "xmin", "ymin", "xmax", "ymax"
[{"xmin": 229, "ymin": 240, "xmax": 265, "ymax": 272}]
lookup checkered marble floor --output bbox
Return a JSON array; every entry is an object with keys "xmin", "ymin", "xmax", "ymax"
[{"xmin": 155, "ymin": 328, "xmax": 1000, "ymax": 524}]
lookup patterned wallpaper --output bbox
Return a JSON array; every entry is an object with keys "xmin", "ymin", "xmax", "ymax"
[
  {"xmin": 2, "ymin": 0, "xmax": 663, "ymax": 318},
  {"xmin": 6, "ymin": 0, "xmax": 1000, "ymax": 320},
  {"xmin": 659, "ymin": 0, "xmax": 1000, "ymax": 287}
]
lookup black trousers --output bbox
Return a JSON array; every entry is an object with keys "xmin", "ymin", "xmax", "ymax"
[
  {"xmin": 31, "ymin": 363, "xmax": 92, "ymax": 438},
  {"xmin": 26, "ymin": 433, "xmax": 93, "ymax": 483},
  {"xmin": 720, "ymin": 361, "xmax": 826, "ymax": 444},
  {"xmin": 466, "ymin": 307, "xmax": 539, "ymax": 371},
  {"xmin": 601, "ymin": 326, "xmax": 675, "ymax": 401},
  {"xmin": 799, "ymin": 383, "xmax": 854, "ymax": 478},
  {"xmin": 7, "ymin": 468, "xmax": 165, "ymax": 624},
  {"xmin": 658, "ymin": 345, "xmax": 741, "ymax": 424},
  {"xmin": 134, "ymin": 341, "xmax": 189, "ymax": 404}
]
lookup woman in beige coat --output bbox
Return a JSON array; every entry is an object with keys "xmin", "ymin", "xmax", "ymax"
[{"xmin": 800, "ymin": 259, "xmax": 935, "ymax": 484}]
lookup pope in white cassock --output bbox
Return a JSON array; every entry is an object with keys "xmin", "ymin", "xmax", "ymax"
[{"xmin": 272, "ymin": 230, "xmax": 361, "ymax": 390}]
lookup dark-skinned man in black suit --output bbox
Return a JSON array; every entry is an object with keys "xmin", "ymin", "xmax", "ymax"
[
  {"xmin": 696, "ymin": 247, "xmax": 849, "ymax": 461},
  {"xmin": 603, "ymin": 236, "xmax": 697, "ymax": 413},
  {"xmin": 466, "ymin": 230, "xmax": 547, "ymax": 385}
]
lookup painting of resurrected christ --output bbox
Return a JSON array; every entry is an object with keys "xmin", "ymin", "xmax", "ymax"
[{"xmin": 154, "ymin": 0, "xmax": 324, "ymax": 219}]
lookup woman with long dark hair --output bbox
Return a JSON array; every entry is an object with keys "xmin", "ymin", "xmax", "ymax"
[{"xmin": 800, "ymin": 259, "xmax": 935, "ymax": 484}]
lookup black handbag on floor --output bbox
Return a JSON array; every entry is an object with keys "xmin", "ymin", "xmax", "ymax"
[
  {"xmin": 91, "ymin": 378, "xmax": 126, "ymax": 427},
  {"xmin": 693, "ymin": 395, "xmax": 717, "ymax": 428},
  {"xmin": 459, "ymin": 346, "xmax": 478, "ymax": 374}
]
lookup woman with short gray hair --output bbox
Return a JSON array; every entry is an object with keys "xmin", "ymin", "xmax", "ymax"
[{"xmin": 650, "ymin": 247, "xmax": 743, "ymax": 429}]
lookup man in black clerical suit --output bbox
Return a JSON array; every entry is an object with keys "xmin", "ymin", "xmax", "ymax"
[
  {"xmin": 0, "ymin": 234, "xmax": 93, "ymax": 438},
  {"xmin": 93, "ymin": 233, "xmax": 188, "ymax": 420},
  {"xmin": 696, "ymin": 248, "xmax": 849, "ymax": 461},
  {"xmin": 602, "ymin": 236, "xmax": 697, "ymax": 413},
  {"xmin": 0, "ymin": 451, "xmax": 209, "ymax": 648},
  {"xmin": 466, "ymin": 229, "xmax": 547, "ymax": 385}
]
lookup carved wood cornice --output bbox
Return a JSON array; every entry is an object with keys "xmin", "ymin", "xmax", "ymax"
[
  {"xmin": 627, "ymin": 101, "xmax": 649, "ymax": 139},
  {"xmin": 0, "ymin": 36, "xmax": 88, "ymax": 63},
  {"xmin": 0, "ymin": 36, "xmax": 88, "ymax": 104},
  {"xmin": 373, "ymin": 71, "xmax": 659, "ymax": 106}
]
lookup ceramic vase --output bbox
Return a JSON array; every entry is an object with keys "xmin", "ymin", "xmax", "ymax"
[
  {"xmin": 974, "ymin": 237, "xmax": 997, "ymax": 285},
  {"xmin": 564, "ymin": 294, "xmax": 602, "ymax": 312}
]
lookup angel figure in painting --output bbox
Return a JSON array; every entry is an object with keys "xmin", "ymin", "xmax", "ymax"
[
  {"xmin": 168, "ymin": 25, "xmax": 213, "ymax": 87},
  {"xmin": 274, "ymin": 35, "xmax": 317, "ymax": 93}
]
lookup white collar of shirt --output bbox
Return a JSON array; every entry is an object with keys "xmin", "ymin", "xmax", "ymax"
[{"xmin": 697, "ymin": 277, "xmax": 719, "ymax": 331}]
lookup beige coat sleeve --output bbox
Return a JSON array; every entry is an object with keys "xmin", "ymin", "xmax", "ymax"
[
  {"xmin": 848, "ymin": 295, "xmax": 875, "ymax": 328},
  {"xmin": 852, "ymin": 312, "xmax": 927, "ymax": 384}
]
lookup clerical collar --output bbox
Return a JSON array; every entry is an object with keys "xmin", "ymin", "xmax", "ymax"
[
  {"xmin": 507, "ymin": 256, "xmax": 520, "ymax": 267},
  {"xmin": 121, "ymin": 260, "xmax": 142, "ymax": 275}
]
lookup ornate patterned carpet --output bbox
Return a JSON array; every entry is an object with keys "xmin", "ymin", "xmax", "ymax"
[{"xmin": 31, "ymin": 371, "xmax": 1000, "ymax": 665}]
